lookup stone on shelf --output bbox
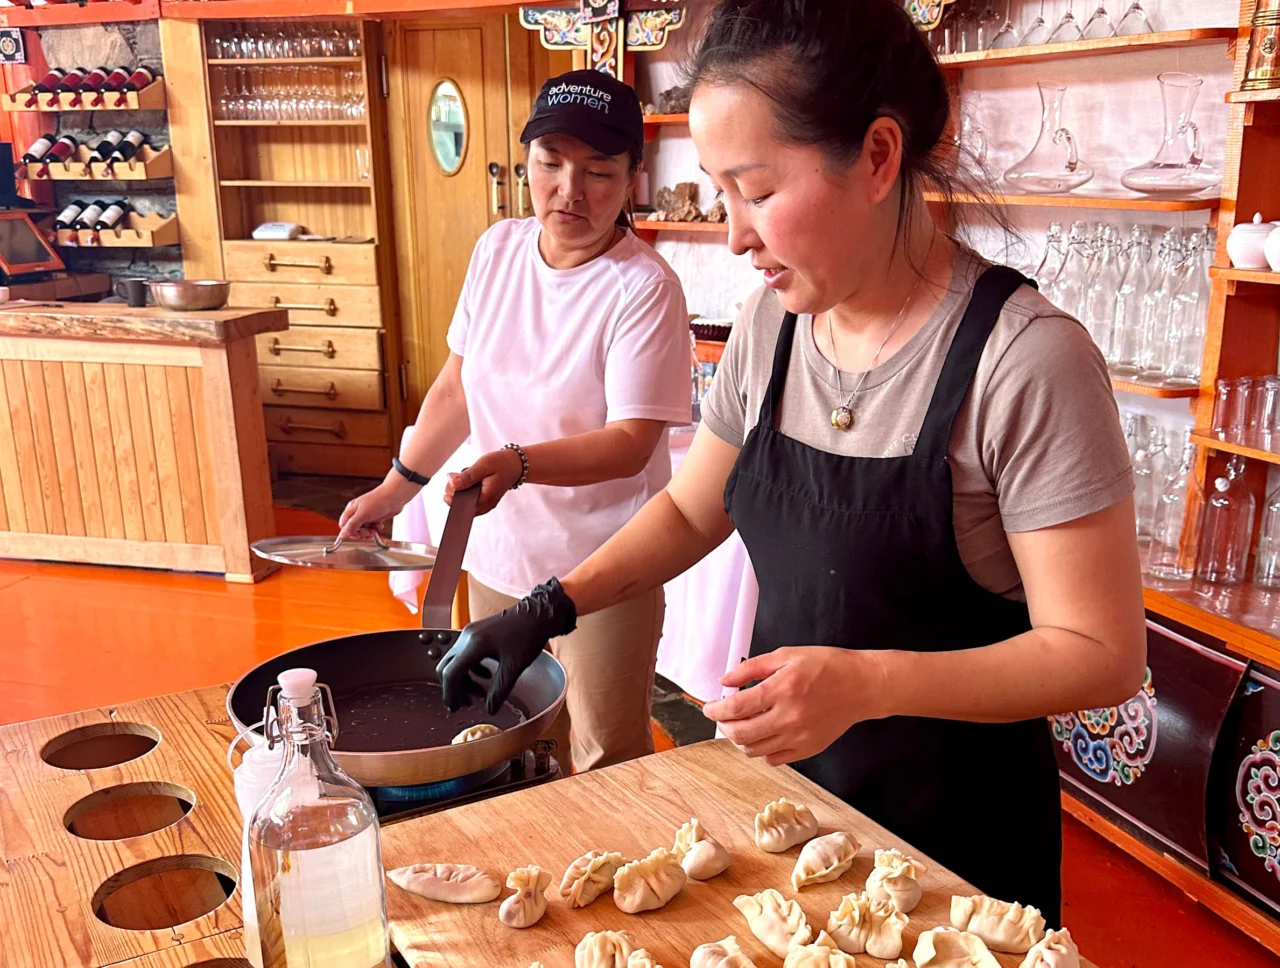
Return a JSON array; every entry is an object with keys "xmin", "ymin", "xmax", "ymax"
[
  {"xmin": 658, "ymin": 84, "xmax": 692, "ymax": 114},
  {"xmin": 706, "ymin": 199, "xmax": 727, "ymax": 223},
  {"xmin": 655, "ymin": 182, "xmax": 703, "ymax": 223}
]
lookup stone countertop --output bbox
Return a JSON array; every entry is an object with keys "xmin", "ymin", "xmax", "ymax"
[{"xmin": 0, "ymin": 301, "xmax": 288, "ymax": 345}]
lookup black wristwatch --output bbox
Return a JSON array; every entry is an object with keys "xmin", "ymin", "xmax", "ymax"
[{"xmin": 392, "ymin": 457, "xmax": 429, "ymax": 486}]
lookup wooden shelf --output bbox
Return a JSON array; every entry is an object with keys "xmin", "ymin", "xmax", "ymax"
[
  {"xmin": 207, "ymin": 57, "xmax": 363, "ymax": 66},
  {"xmin": 1228, "ymin": 87, "xmax": 1280, "ymax": 104},
  {"xmin": 212, "ymin": 120, "xmax": 366, "ymax": 128},
  {"xmin": 939, "ymin": 28, "xmax": 1236, "ymax": 70},
  {"xmin": 0, "ymin": 0, "xmax": 159, "ymax": 27},
  {"xmin": 19, "ymin": 144, "xmax": 173, "ymax": 183},
  {"xmin": 1144, "ymin": 581, "xmax": 1280, "ymax": 670},
  {"xmin": 1, "ymin": 77, "xmax": 165, "ymax": 113},
  {"xmin": 1210, "ymin": 265, "xmax": 1280, "ymax": 286},
  {"xmin": 220, "ymin": 180, "xmax": 371, "ymax": 189},
  {"xmin": 933, "ymin": 190, "xmax": 1220, "ymax": 213},
  {"xmin": 633, "ymin": 219, "xmax": 728, "ymax": 234},
  {"xmin": 1111, "ymin": 378, "xmax": 1199, "ymax": 399},
  {"xmin": 644, "ymin": 114, "xmax": 689, "ymax": 126},
  {"xmin": 1190, "ymin": 429, "xmax": 1280, "ymax": 466},
  {"xmin": 54, "ymin": 213, "xmax": 180, "ymax": 249},
  {"xmin": 162, "ymin": 0, "xmax": 530, "ymax": 17},
  {"xmin": 1062, "ymin": 792, "xmax": 1280, "ymax": 957}
]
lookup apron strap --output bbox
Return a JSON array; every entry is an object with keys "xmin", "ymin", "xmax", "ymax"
[
  {"xmin": 914, "ymin": 265, "xmax": 1033, "ymax": 461},
  {"xmin": 758, "ymin": 310, "xmax": 800, "ymax": 429}
]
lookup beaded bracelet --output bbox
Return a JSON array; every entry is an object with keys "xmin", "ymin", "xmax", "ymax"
[{"xmin": 503, "ymin": 442, "xmax": 530, "ymax": 489}]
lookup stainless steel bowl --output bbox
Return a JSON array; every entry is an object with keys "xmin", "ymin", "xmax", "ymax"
[{"xmin": 149, "ymin": 280, "xmax": 230, "ymax": 311}]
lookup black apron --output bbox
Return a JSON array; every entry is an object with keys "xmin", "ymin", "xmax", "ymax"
[{"xmin": 724, "ymin": 266, "xmax": 1062, "ymax": 923}]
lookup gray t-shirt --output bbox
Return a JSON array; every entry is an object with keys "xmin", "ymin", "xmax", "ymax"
[{"xmin": 702, "ymin": 252, "xmax": 1135, "ymax": 601}]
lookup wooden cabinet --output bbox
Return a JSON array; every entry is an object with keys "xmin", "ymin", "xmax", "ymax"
[
  {"xmin": 226, "ymin": 282, "xmax": 382, "ymax": 326},
  {"xmin": 222, "ymin": 239, "xmax": 380, "ymax": 285}
]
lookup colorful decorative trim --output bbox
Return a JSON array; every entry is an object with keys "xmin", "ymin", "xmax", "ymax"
[
  {"xmin": 582, "ymin": 0, "xmax": 621, "ymax": 24},
  {"xmin": 1237, "ymin": 730, "xmax": 1280, "ymax": 883},
  {"xmin": 520, "ymin": 7, "xmax": 589, "ymax": 49},
  {"xmin": 591, "ymin": 18, "xmax": 622, "ymax": 78},
  {"xmin": 626, "ymin": 9, "xmax": 686, "ymax": 50},
  {"xmin": 1048, "ymin": 666, "xmax": 1158, "ymax": 786},
  {"xmin": 906, "ymin": 0, "xmax": 958, "ymax": 31}
]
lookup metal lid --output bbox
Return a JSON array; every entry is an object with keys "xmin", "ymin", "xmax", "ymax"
[{"xmin": 251, "ymin": 534, "xmax": 437, "ymax": 571}]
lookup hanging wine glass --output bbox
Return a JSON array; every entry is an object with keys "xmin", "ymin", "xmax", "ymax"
[
  {"xmin": 1020, "ymin": 0, "xmax": 1052, "ymax": 45},
  {"xmin": 1114, "ymin": 0, "xmax": 1155, "ymax": 35},
  {"xmin": 1048, "ymin": 0, "xmax": 1085, "ymax": 43},
  {"xmin": 975, "ymin": 1, "xmax": 1004, "ymax": 50},
  {"xmin": 1003, "ymin": 82, "xmax": 1094, "ymax": 194},
  {"xmin": 1081, "ymin": 1, "xmax": 1115, "ymax": 39},
  {"xmin": 990, "ymin": 0, "xmax": 1020, "ymax": 48}
]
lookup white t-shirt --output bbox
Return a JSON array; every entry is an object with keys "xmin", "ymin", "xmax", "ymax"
[{"xmin": 446, "ymin": 217, "xmax": 692, "ymax": 597}]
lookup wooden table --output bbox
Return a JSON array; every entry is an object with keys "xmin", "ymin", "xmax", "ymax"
[
  {"xmin": 0, "ymin": 684, "xmax": 1097, "ymax": 968},
  {"xmin": 0, "ymin": 303, "xmax": 286, "ymax": 581}
]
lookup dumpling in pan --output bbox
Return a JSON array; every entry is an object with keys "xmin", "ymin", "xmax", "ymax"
[
  {"xmin": 1019, "ymin": 927, "xmax": 1081, "ymax": 968},
  {"xmin": 913, "ymin": 927, "xmax": 1002, "ymax": 968},
  {"xmin": 613, "ymin": 848, "xmax": 686, "ymax": 913},
  {"xmin": 754, "ymin": 798, "xmax": 819, "ymax": 853},
  {"xmin": 386, "ymin": 863, "xmax": 501, "ymax": 903},
  {"xmin": 781, "ymin": 931, "xmax": 858, "ymax": 968},
  {"xmin": 561, "ymin": 849, "xmax": 627, "ymax": 908},
  {"xmin": 673, "ymin": 818, "xmax": 731, "ymax": 880},
  {"xmin": 825, "ymin": 890, "xmax": 908, "ymax": 959},
  {"xmin": 498, "ymin": 865, "xmax": 551, "ymax": 928},
  {"xmin": 865, "ymin": 847, "xmax": 927, "ymax": 914},
  {"xmin": 732, "ymin": 887, "xmax": 812, "ymax": 957},
  {"xmin": 451, "ymin": 723, "xmax": 500, "ymax": 744},
  {"xmin": 791, "ymin": 831, "xmax": 859, "ymax": 890},
  {"xmin": 951, "ymin": 894, "xmax": 1045, "ymax": 953},
  {"xmin": 576, "ymin": 930, "xmax": 638, "ymax": 968},
  {"xmin": 690, "ymin": 936, "xmax": 757, "ymax": 968}
]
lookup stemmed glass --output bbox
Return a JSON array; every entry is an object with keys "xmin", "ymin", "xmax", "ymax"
[
  {"xmin": 1020, "ymin": 0, "xmax": 1052, "ymax": 46},
  {"xmin": 1048, "ymin": 0, "xmax": 1085, "ymax": 43},
  {"xmin": 990, "ymin": 0, "xmax": 1020, "ymax": 48},
  {"xmin": 1114, "ymin": 0, "xmax": 1155, "ymax": 35},
  {"xmin": 1082, "ymin": 1, "xmax": 1115, "ymax": 39}
]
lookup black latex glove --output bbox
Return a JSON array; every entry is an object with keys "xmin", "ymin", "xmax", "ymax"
[{"xmin": 436, "ymin": 577, "xmax": 577, "ymax": 714}]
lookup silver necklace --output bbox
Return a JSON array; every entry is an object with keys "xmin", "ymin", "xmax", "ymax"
[{"xmin": 825, "ymin": 272, "xmax": 924, "ymax": 431}]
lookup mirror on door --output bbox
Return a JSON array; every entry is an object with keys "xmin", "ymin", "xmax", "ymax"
[{"xmin": 429, "ymin": 79, "xmax": 468, "ymax": 175}]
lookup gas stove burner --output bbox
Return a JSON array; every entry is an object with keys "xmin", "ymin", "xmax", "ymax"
[{"xmin": 374, "ymin": 760, "xmax": 510, "ymax": 808}]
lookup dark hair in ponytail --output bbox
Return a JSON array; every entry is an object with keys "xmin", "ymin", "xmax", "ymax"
[{"xmin": 684, "ymin": 0, "xmax": 1007, "ymax": 256}]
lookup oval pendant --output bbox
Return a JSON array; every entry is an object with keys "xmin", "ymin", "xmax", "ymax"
[{"xmin": 831, "ymin": 406, "xmax": 854, "ymax": 431}]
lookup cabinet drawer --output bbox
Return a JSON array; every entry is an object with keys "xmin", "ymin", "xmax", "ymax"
[
  {"xmin": 228, "ymin": 282, "xmax": 382, "ymax": 328},
  {"xmin": 224, "ymin": 240, "xmax": 378, "ymax": 285},
  {"xmin": 259, "ymin": 365, "xmax": 383, "ymax": 411},
  {"xmin": 264, "ymin": 406, "xmax": 390, "ymax": 447},
  {"xmin": 257, "ymin": 326, "xmax": 381, "ymax": 371},
  {"xmin": 270, "ymin": 441, "xmax": 391, "ymax": 478}
]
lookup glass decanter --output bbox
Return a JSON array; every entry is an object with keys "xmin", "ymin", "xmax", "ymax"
[
  {"xmin": 1196, "ymin": 456, "xmax": 1255, "ymax": 585},
  {"xmin": 1136, "ymin": 229, "xmax": 1180, "ymax": 381},
  {"xmin": 1146, "ymin": 435, "xmax": 1205, "ymax": 580},
  {"xmin": 1004, "ymin": 82, "xmax": 1093, "ymax": 195},
  {"xmin": 1080, "ymin": 227, "xmax": 1124, "ymax": 357},
  {"xmin": 249, "ymin": 669, "xmax": 391, "ymax": 968},
  {"xmin": 1121, "ymin": 72, "xmax": 1221, "ymax": 195},
  {"xmin": 1109, "ymin": 226, "xmax": 1152, "ymax": 375},
  {"xmin": 1047, "ymin": 220, "xmax": 1094, "ymax": 319}
]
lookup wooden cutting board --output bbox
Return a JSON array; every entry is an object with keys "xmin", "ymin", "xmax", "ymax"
[{"xmin": 382, "ymin": 739, "xmax": 1095, "ymax": 968}]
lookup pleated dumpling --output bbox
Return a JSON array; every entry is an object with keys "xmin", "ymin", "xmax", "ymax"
[
  {"xmin": 613, "ymin": 848, "xmax": 686, "ymax": 913},
  {"xmin": 690, "ymin": 936, "xmax": 757, "ymax": 968},
  {"xmin": 951, "ymin": 894, "xmax": 1045, "ymax": 953},
  {"xmin": 560, "ymin": 849, "xmax": 627, "ymax": 908},
  {"xmin": 913, "ymin": 927, "xmax": 1002, "ymax": 968},
  {"xmin": 1019, "ymin": 927, "xmax": 1081, "ymax": 968},
  {"xmin": 865, "ymin": 847, "xmax": 927, "ymax": 913},
  {"xmin": 673, "ymin": 818, "xmax": 731, "ymax": 880},
  {"xmin": 825, "ymin": 890, "xmax": 908, "ymax": 959},
  {"xmin": 754, "ymin": 798, "xmax": 819, "ymax": 852},
  {"xmin": 451, "ymin": 723, "xmax": 500, "ymax": 744},
  {"xmin": 498, "ymin": 866, "xmax": 550, "ymax": 928},
  {"xmin": 732, "ymin": 887, "xmax": 813, "ymax": 957},
  {"xmin": 781, "ymin": 931, "xmax": 858, "ymax": 968},
  {"xmin": 627, "ymin": 952, "xmax": 662, "ymax": 968},
  {"xmin": 576, "ymin": 930, "xmax": 638, "ymax": 968},
  {"xmin": 885, "ymin": 962, "xmax": 910, "ymax": 968},
  {"xmin": 791, "ymin": 831, "xmax": 860, "ymax": 890},
  {"xmin": 386, "ymin": 863, "xmax": 501, "ymax": 903}
]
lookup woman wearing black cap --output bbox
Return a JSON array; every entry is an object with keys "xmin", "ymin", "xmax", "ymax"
[
  {"xmin": 340, "ymin": 70, "xmax": 691, "ymax": 774},
  {"xmin": 438, "ymin": 0, "xmax": 1146, "ymax": 922}
]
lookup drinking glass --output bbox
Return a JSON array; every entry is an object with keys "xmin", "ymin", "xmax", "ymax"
[
  {"xmin": 1227, "ymin": 376, "xmax": 1256, "ymax": 443},
  {"xmin": 1256, "ymin": 487, "xmax": 1280, "ymax": 588},
  {"xmin": 356, "ymin": 146, "xmax": 372, "ymax": 181},
  {"xmin": 1048, "ymin": 0, "xmax": 1085, "ymax": 42},
  {"xmin": 1082, "ymin": 2, "xmax": 1115, "ymax": 39},
  {"xmin": 1021, "ymin": 0, "xmax": 1051, "ymax": 45},
  {"xmin": 1251, "ymin": 376, "xmax": 1280, "ymax": 450},
  {"xmin": 1114, "ymin": 0, "xmax": 1155, "ymax": 35},
  {"xmin": 1197, "ymin": 456, "xmax": 1255, "ymax": 585},
  {"xmin": 990, "ymin": 0, "xmax": 1020, "ymax": 47}
]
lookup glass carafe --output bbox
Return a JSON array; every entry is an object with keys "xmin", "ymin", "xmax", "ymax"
[
  {"xmin": 1047, "ymin": 221, "xmax": 1093, "ymax": 318},
  {"xmin": 1003, "ymin": 82, "xmax": 1094, "ymax": 195},
  {"xmin": 1196, "ymin": 456, "xmax": 1256, "ymax": 585},
  {"xmin": 1146, "ymin": 436, "xmax": 1205, "ymax": 580},
  {"xmin": 1110, "ymin": 226, "xmax": 1152, "ymax": 375},
  {"xmin": 1080, "ymin": 228, "xmax": 1124, "ymax": 357},
  {"xmin": 249, "ymin": 669, "xmax": 390, "ymax": 968},
  {"xmin": 1255, "ymin": 486, "xmax": 1280, "ymax": 588},
  {"xmin": 1121, "ymin": 73, "xmax": 1221, "ymax": 195}
]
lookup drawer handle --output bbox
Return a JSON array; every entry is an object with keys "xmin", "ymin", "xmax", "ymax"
[
  {"xmin": 271, "ymin": 379, "xmax": 338, "ymax": 401},
  {"xmin": 269, "ymin": 337, "xmax": 337, "ymax": 358},
  {"xmin": 264, "ymin": 254, "xmax": 334, "ymax": 274},
  {"xmin": 279, "ymin": 416, "xmax": 347, "ymax": 439},
  {"xmin": 272, "ymin": 296, "xmax": 338, "ymax": 316}
]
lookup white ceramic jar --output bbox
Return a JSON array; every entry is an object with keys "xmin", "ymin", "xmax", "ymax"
[
  {"xmin": 1227, "ymin": 212, "xmax": 1275, "ymax": 270},
  {"xmin": 1265, "ymin": 225, "xmax": 1280, "ymax": 273}
]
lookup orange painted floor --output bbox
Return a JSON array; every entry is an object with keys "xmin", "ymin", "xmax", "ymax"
[{"xmin": 0, "ymin": 505, "xmax": 1275, "ymax": 968}]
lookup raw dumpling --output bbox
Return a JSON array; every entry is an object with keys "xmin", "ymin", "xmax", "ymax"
[
  {"xmin": 613, "ymin": 847, "xmax": 687, "ymax": 913},
  {"xmin": 791, "ymin": 831, "xmax": 860, "ymax": 890},
  {"xmin": 628, "ymin": 952, "xmax": 662, "ymax": 968},
  {"xmin": 733, "ymin": 887, "xmax": 813, "ymax": 957},
  {"xmin": 754, "ymin": 798, "xmax": 819, "ymax": 852},
  {"xmin": 825, "ymin": 890, "xmax": 908, "ymax": 959},
  {"xmin": 451, "ymin": 723, "xmax": 500, "ymax": 744},
  {"xmin": 951, "ymin": 894, "xmax": 1046, "ymax": 953},
  {"xmin": 386, "ymin": 863, "xmax": 501, "ymax": 903},
  {"xmin": 913, "ymin": 927, "xmax": 1002, "ymax": 968},
  {"xmin": 691, "ymin": 936, "xmax": 757, "ymax": 968},
  {"xmin": 865, "ymin": 847, "xmax": 927, "ymax": 913},
  {"xmin": 782, "ymin": 931, "xmax": 858, "ymax": 968},
  {"xmin": 886, "ymin": 962, "xmax": 909, "ymax": 968},
  {"xmin": 576, "ymin": 930, "xmax": 638, "ymax": 968},
  {"xmin": 673, "ymin": 818, "xmax": 731, "ymax": 880},
  {"xmin": 498, "ymin": 865, "xmax": 551, "ymax": 928},
  {"xmin": 1020, "ymin": 927, "xmax": 1081, "ymax": 968},
  {"xmin": 561, "ymin": 849, "xmax": 627, "ymax": 908}
]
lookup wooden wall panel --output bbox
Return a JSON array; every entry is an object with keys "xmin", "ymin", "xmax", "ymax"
[
  {"xmin": 0, "ymin": 360, "xmax": 25, "ymax": 532},
  {"xmin": 41, "ymin": 361, "xmax": 86, "ymax": 538},
  {"xmin": 63, "ymin": 362, "xmax": 106, "ymax": 539},
  {"xmin": 22, "ymin": 360, "xmax": 66, "ymax": 536},
  {"xmin": 83, "ymin": 363, "xmax": 126, "ymax": 541},
  {"xmin": 5, "ymin": 361, "xmax": 47, "ymax": 534},
  {"xmin": 102, "ymin": 363, "xmax": 146, "ymax": 543},
  {"xmin": 186, "ymin": 368, "xmax": 222, "ymax": 549},
  {"xmin": 166, "ymin": 367, "xmax": 207, "ymax": 548},
  {"xmin": 144, "ymin": 365, "xmax": 185, "ymax": 545},
  {"xmin": 123, "ymin": 365, "xmax": 165, "ymax": 543}
]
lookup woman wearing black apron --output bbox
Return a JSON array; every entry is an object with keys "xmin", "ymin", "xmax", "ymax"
[{"xmin": 437, "ymin": 0, "xmax": 1146, "ymax": 923}]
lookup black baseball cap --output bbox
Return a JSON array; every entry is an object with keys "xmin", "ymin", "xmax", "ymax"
[{"xmin": 520, "ymin": 69, "xmax": 643, "ymax": 158}]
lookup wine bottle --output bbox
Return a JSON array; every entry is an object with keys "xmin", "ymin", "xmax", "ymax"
[
  {"xmin": 87, "ymin": 131, "xmax": 124, "ymax": 163},
  {"xmin": 93, "ymin": 201, "xmax": 130, "ymax": 232},
  {"xmin": 113, "ymin": 67, "xmax": 155, "ymax": 106},
  {"xmin": 53, "ymin": 201, "xmax": 86, "ymax": 231},
  {"xmin": 92, "ymin": 66, "xmax": 130, "ymax": 108},
  {"xmin": 24, "ymin": 68, "xmax": 65, "ymax": 108},
  {"xmin": 67, "ymin": 66, "xmax": 110, "ymax": 109},
  {"xmin": 72, "ymin": 200, "xmax": 108, "ymax": 231},
  {"xmin": 108, "ymin": 131, "xmax": 147, "ymax": 164},
  {"xmin": 20, "ymin": 134, "xmax": 56, "ymax": 165},
  {"xmin": 51, "ymin": 67, "xmax": 87, "ymax": 107},
  {"xmin": 43, "ymin": 135, "xmax": 79, "ymax": 166}
]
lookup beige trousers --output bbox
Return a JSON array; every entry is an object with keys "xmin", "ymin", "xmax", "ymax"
[{"xmin": 466, "ymin": 575, "xmax": 665, "ymax": 774}]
